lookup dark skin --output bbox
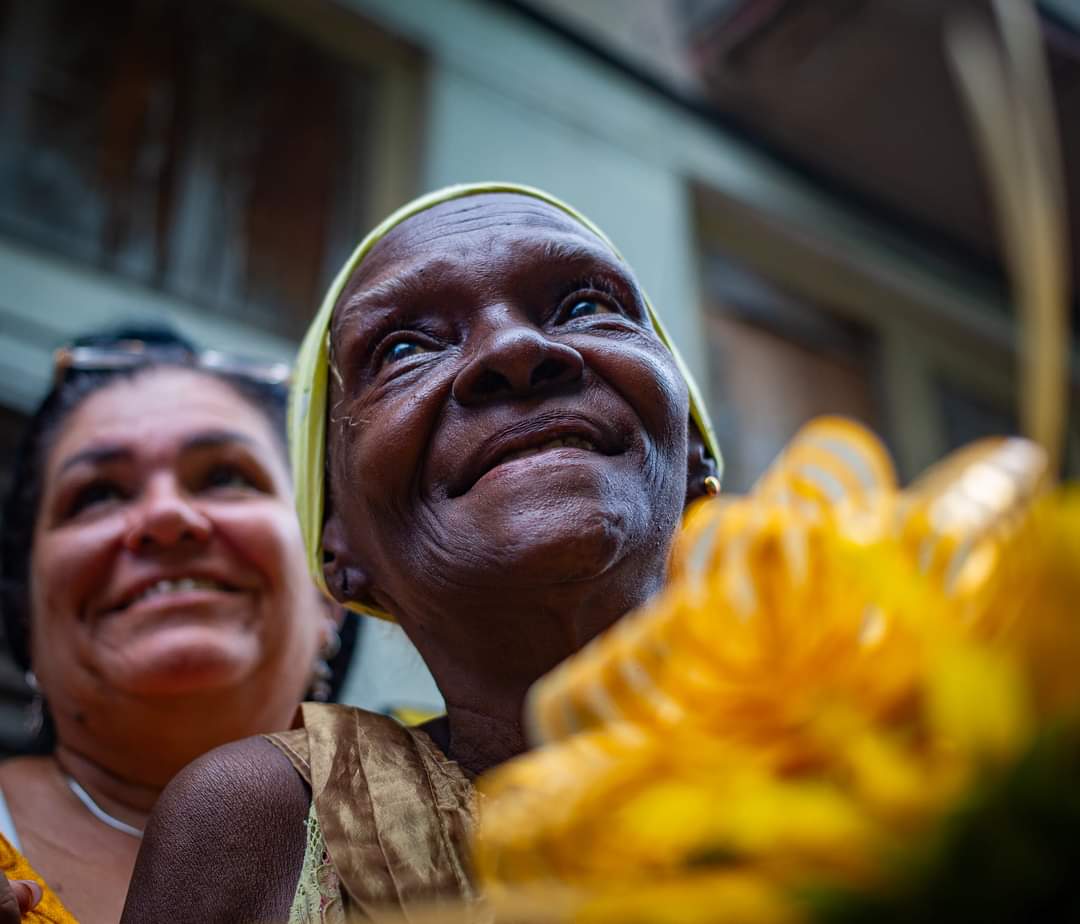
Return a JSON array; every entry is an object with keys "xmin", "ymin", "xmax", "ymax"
[
  {"xmin": 121, "ymin": 194, "xmax": 717, "ymax": 923},
  {"xmin": 0, "ymin": 878, "xmax": 41, "ymax": 923}
]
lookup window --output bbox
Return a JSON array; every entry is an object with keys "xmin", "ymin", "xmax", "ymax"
[
  {"xmin": 701, "ymin": 249, "xmax": 883, "ymax": 491},
  {"xmin": 0, "ymin": 0, "xmax": 420, "ymax": 338}
]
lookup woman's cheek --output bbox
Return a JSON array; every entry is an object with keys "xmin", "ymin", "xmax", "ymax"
[
  {"xmin": 219, "ymin": 505, "xmax": 325, "ymax": 667},
  {"xmin": 346, "ymin": 376, "xmax": 450, "ymax": 497},
  {"xmin": 30, "ymin": 516, "xmax": 123, "ymax": 630},
  {"xmin": 210, "ymin": 501, "xmax": 307, "ymax": 593},
  {"xmin": 585, "ymin": 341, "xmax": 689, "ymax": 449},
  {"xmin": 28, "ymin": 521, "xmax": 123, "ymax": 699}
]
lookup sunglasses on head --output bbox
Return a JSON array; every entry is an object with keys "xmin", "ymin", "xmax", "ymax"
[{"xmin": 52, "ymin": 339, "xmax": 291, "ymax": 388}]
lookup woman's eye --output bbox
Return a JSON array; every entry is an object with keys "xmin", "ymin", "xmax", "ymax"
[
  {"xmin": 68, "ymin": 481, "xmax": 123, "ymax": 517},
  {"xmin": 563, "ymin": 298, "xmax": 615, "ymax": 321},
  {"xmin": 383, "ymin": 340, "xmax": 430, "ymax": 366},
  {"xmin": 202, "ymin": 465, "xmax": 257, "ymax": 492}
]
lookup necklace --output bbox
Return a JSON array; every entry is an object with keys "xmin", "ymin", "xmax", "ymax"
[{"xmin": 65, "ymin": 775, "xmax": 144, "ymax": 839}]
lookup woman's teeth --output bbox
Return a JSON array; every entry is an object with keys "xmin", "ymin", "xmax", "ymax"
[
  {"xmin": 500, "ymin": 436, "xmax": 597, "ymax": 464},
  {"xmin": 131, "ymin": 578, "xmax": 228, "ymax": 605}
]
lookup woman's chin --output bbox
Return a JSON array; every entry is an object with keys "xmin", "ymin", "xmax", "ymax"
[
  {"xmin": 102, "ymin": 627, "xmax": 260, "ymax": 697},
  {"xmin": 472, "ymin": 500, "xmax": 645, "ymax": 585}
]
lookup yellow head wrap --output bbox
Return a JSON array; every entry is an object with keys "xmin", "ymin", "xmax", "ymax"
[{"xmin": 289, "ymin": 182, "xmax": 722, "ymax": 619}]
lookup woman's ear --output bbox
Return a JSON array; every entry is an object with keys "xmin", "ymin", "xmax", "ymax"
[
  {"xmin": 321, "ymin": 503, "xmax": 374, "ymax": 609},
  {"xmin": 685, "ymin": 415, "xmax": 720, "ymax": 507}
]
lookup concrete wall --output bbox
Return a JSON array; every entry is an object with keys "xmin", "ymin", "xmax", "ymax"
[{"xmin": 0, "ymin": 240, "xmax": 295, "ymax": 413}]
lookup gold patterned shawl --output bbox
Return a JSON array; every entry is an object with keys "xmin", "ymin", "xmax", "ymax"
[{"xmin": 266, "ymin": 704, "xmax": 475, "ymax": 919}]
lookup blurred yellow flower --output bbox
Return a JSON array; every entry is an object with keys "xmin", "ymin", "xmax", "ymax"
[{"xmin": 476, "ymin": 419, "xmax": 1080, "ymax": 923}]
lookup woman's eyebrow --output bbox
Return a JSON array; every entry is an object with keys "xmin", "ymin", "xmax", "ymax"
[
  {"xmin": 538, "ymin": 237, "xmax": 620, "ymax": 268},
  {"xmin": 58, "ymin": 444, "xmax": 132, "ymax": 475},
  {"xmin": 57, "ymin": 431, "xmax": 256, "ymax": 474},
  {"xmin": 181, "ymin": 429, "xmax": 257, "ymax": 452},
  {"xmin": 336, "ymin": 238, "xmax": 627, "ymax": 331},
  {"xmin": 339, "ymin": 257, "xmax": 448, "ymax": 321}
]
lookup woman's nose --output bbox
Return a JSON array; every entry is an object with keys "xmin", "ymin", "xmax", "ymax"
[
  {"xmin": 123, "ymin": 478, "xmax": 212, "ymax": 552},
  {"xmin": 452, "ymin": 325, "xmax": 584, "ymax": 406}
]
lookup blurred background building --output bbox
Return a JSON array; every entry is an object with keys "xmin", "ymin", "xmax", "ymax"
[{"xmin": 1, "ymin": 0, "xmax": 1079, "ymax": 747}]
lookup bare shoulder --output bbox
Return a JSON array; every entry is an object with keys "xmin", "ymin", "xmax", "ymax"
[{"xmin": 121, "ymin": 736, "xmax": 309, "ymax": 924}]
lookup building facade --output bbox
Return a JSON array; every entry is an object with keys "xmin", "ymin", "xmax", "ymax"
[{"xmin": 1, "ymin": 0, "xmax": 1071, "ymax": 739}]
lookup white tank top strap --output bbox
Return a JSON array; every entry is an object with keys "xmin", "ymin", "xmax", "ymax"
[{"xmin": 0, "ymin": 787, "xmax": 20, "ymax": 852}]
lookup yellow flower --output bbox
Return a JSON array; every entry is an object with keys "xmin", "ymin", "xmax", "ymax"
[{"xmin": 476, "ymin": 419, "xmax": 1080, "ymax": 923}]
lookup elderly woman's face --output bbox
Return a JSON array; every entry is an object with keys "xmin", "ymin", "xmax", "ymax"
[
  {"xmin": 326, "ymin": 194, "xmax": 689, "ymax": 621},
  {"xmin": 30, "ymin": 369, "xmax": 325, "ymax": 722}
]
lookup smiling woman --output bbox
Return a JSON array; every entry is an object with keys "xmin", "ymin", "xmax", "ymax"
[
  {"xmin": 0, "ymin": 327, "xmax": 342, "ymax": 923},
  {"xmin": 119, "ymin": 184, "xmax": 722, "ymax": 923}
]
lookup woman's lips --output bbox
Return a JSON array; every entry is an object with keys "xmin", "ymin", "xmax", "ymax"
[
  {"xmin": 125, "ymin": 577, "xmax": 234, "ymax": 609},
  {"xmin": 497, "ymin": 434, "xmax": 597, "ymax": 464},
  {"xmin": 103, "ymin": 574, "xmax": 242, "ymax": 617},
  {"xmin": 450, "ymin": 416, "xmax": 624, "ymax": 497},
  {"xmin": 110, "ymin": 586, "xmax": 244, "ymax": 621}
]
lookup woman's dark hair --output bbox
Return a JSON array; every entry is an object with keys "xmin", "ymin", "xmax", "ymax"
[{"xmin": 0, "ymin": 323, "xmax": 294, "ymax": 748}]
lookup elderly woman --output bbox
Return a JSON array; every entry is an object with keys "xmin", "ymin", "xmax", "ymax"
[
  {"xmin": 120, "ymin": 184, "xmax": 722, "ymax": 922},
  {"xmin": 0, "ymin": 327, "xmax": 346, "ymax": 922}
]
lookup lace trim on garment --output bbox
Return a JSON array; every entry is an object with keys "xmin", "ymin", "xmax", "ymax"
[{"xmin": 289, "ymin": 802, "xmax": 345, "ymax": 924}]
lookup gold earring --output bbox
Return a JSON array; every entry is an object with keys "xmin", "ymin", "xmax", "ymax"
[{"xmin": 703, "ymin": 475, "xmax": 721, "ymax": 497}]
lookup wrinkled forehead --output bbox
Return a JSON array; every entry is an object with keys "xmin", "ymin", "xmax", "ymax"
[{"xmin": 331, "ymin": 193, "xmax": 622, "ymax": 334}]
